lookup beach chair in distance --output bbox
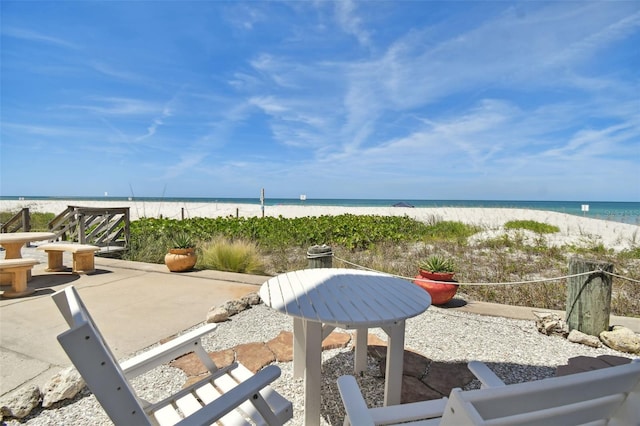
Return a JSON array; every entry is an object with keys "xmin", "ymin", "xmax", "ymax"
[
  {"xmin": 338, "ymin": 359, "xmax": 640, "ymax": 426},
  {"xmin": 52, "ymin": 285, "xmax": 293, "ymax": 426}
]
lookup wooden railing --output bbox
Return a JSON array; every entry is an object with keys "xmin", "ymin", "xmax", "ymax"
[
  {"xmin": 48, "ymin": 206, "xmax": 130, "ymax": 253},
  {"xmin": 1, "ymin": 208, "xmax": 31, "ymax": 233}
]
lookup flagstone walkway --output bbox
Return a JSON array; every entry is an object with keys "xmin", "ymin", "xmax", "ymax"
[{"xmin": 169, "ymin": 330, "xmax": 476, "ymax": 403}]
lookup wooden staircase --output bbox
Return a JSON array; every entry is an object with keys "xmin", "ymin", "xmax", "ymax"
[
  {"xmin": 48, "ymin": 206, "xmax": 130, "ymax": 256},
  {"xmin": 1, "ymin": 208, "xmax": 31, "ymax": 233}
]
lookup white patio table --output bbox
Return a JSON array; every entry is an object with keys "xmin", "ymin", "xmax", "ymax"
[{"xmin": 259, "ymin": 268, "xmax": 431, "ymax": 426}]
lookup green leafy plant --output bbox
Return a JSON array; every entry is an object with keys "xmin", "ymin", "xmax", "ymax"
[
  {"xmin": 170, "ymin": 231, "xmax": 194, "ymax": 249},
  {"xmin": 419, "ymin": 255, "xmax": 456, "ymax": 272},
  {"xmin": 12, "ymin": 209, "xmax": 639, "ymax": 317}
]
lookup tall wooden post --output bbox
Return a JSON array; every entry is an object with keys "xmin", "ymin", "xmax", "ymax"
[
  {"xmin": 22, "ymin": 208, "xmax": 31, "ymax": 232},
  {"xmin": 566, "ymin": 257, "xmax": 613, "ymax": 336},
  {"xmin": 78, "ymin": 213, "xmax": 86, "ymax": 244},
  {"xmin": 307, "ymin": 245, "xmax": 333, "ymax": 269}
]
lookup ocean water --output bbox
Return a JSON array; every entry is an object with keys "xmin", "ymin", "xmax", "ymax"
[{"xmin": 2, "ymin": 196, "xmax": 639, "ymax": 224}]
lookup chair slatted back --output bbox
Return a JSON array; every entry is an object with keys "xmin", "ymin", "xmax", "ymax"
[
  {"xmin": 440, "ymin": 361, "xmax": 640, "ymax": 426},
  {"xmin": 53, "ymin": 286, "xmax": 152, "ymax": 426}
]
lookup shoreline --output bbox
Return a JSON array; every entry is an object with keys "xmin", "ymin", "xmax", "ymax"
[{"xmin": 2, "ymin": 199, "xmax": 639, "ymax": 251}]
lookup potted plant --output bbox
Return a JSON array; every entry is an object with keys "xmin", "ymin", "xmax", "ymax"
[
  {"xmin": 414, "ymin": 255, "xmax": 459, "ymax": 305},
  {"xmin": 164, "ymin": 231, "xmax": 197, "ymax": 272},
  {"xmin": 418, "ymin": 255, "xmax": 456, "ymax": 281}
]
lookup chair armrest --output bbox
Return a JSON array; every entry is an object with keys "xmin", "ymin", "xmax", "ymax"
[
  {"xmin": 337, "ymin": 375, "xmax": 376, "ymax": 426},
  {"xmin": 121, "ymin": 323, "xmax": 218, "ymax": 378},
  {"xmin": 174, "ymin": 365, "xmax": 282, "ymax": 426},
  {"xmin": 467, "ymin": 361, "xmax": 506, "ymax": 388},
  {"xmin": 369, "ymin": 399, "xmax": 447, "ymax": 425},
  {"xmin": 337, "ymin": 376, "xmax": 448, "ymax": 425}
]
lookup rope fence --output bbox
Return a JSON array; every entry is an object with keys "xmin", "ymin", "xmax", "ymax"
[
  {"xmin": 330, "ymin": 254, "xmax": 640, "ymax": 285},
  {"xmin": 308, "ymin": 245, "xmax": 635, "ymax": 335}
]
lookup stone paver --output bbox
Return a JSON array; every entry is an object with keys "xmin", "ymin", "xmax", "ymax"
[
  {"xmin": 556, "ymin": 354, "xmax": 632, "ymax": 376},
  {"xmin": 170, "ymin": 330, "xmax": 474, "ymax": 404}
]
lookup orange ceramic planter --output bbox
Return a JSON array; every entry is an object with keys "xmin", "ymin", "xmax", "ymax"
[{"xmin": 165, "ymin": 248, "xmax": 197, "ymax": 272}]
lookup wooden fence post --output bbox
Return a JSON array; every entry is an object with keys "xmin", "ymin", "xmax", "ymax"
[
  {"xmin": 22, "ymin": 208, "xmax": 31, "ymax": 232},
  {"xmin": 78, "ymin": 213, "xmax": 86, "ymax": 244},
  {"xmin": 307, "ymin": 245, "xmax": 333, "ymax": 269},
  {"xmin": 566, "ymin": 257, "xmax": 613, "ymax": 336}
]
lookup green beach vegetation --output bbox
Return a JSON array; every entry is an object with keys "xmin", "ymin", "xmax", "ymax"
[
  {"xmin": 504, "ymin": 220, "xmax": 560, "ymax": 234},
  {"xmin": 0, "ymin": 211, "xmax": 54, "ymax": 232},
  {"xmin": 2, "ymin": 209, "xmax": 638, "ymax": 316},
  {"xmin": 119, "ymin": 214, "xmax": 639, "ymax": 317}
]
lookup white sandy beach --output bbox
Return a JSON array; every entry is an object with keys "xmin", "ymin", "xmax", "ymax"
[{"xmin": 2, "ymin": 199, "xmax": 639, "ymax": 251}]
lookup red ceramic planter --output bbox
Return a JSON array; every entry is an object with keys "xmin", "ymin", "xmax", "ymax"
[
  {"xmin": 414, "ymin": 269, "xmax": 459, "ymax": 305},
  {"xmin": 417, "ymin": 269, "xmax": 456, "ymax": 282}
]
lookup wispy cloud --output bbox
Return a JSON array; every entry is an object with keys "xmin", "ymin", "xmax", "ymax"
[
  {"xmin": 333, "ymin": 0, "xmax": 371, "ymax": 47},
  {"xmin": 164, "ymin": 152, "xmax": 208, "ymax": 179},
  {"xmin": 61, "ymin": 97, "xmax": 162, "ymax": 116},
  {"xmin": 2, "ymin": 26, "xmax": 80, "ymax": 49},
  {"xmin": 136, "ymin": 96, "xmax": 178, "ymax": 142},
  {"xmin": 224, "ymin": 4, "xmax": 266, "ymax": 30},
  {"xmin": 91, "ymin": 62, "xmax": 144, "ymax": 82},
  {"xmin": 2, "ymin": 1, "xmax": 637, "ymax": 199}
]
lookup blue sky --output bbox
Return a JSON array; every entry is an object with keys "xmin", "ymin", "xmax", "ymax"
[{"xmin": 1, "ymin": 1, "xmax": 639, "ymax": 201}]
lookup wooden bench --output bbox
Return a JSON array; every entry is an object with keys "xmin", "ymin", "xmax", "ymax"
[
  {"xmin": 0, "ymin": 258, "xmax": 40, "ymax": 298},
  {"xmin": 36, "ymin": 243, "xmax": 100, "ymax": 274}
]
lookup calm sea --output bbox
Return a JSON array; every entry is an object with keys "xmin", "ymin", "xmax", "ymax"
[{"xmin": 2, "ymin": 196, "xmax": 639, "ymax": 225}]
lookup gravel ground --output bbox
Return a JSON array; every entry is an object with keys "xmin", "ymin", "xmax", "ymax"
[{"xmin": 5, "ymin": 303, "xmax": 637, "ymax": 426}]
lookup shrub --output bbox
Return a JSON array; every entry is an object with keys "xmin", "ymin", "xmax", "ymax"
[
  {"xmin": 504, "ymin": 220, "xmax": 559, "ymax": 234},
  {"xmin": 0, "ymin": 211, "xmax": 54, "ymax": 232},
  {"xmin": 423, "ymin": 221, "xmax": 480, "ymax": 241},
  {"xmin": 125, "ymin": 232, "xmax": 170, "ymax": 264},
  {"xmin": 198, "ymin": 237, "xmax": 265, "ymax": 274}
]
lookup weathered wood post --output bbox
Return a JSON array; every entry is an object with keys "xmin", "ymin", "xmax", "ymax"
[
  {"xmin": 22, "ymin": 208, "xmax": 31, "ymax": 232},
  {"xmin": 307, "ymin": 244, "xmax": 333, "ymax": 269},
  {"xmin": 566, "ymin": 257, "xmax": 613, "ymax": 336},
  {"xmin": 78, "ymin": 213, "xmax": 86, "ymax": 244}
]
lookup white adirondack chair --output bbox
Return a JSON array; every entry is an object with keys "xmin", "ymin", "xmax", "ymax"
[
  {"xmin": 52, "ymin": 285, "xmax": 293, "ymax": 426},
  {"xmin": 338, "ymin": 359, "xmax": 640, "ymax": 426}
]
